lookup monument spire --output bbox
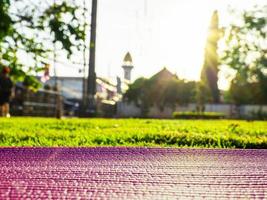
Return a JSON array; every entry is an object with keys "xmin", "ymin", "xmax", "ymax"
[{"xmin": 122, "ymin": 52, "xmax": 134, "ymax": 81}]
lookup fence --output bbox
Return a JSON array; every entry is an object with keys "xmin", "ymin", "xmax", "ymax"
[
  {"xmin": 11, "ymin": 86, "xmax": 61, "ymax": 117},
  {"xmin": 116, "ymin": 101, "xmax": 267, "ymax": 119}
]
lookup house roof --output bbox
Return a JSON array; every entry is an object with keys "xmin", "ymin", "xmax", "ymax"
[{"xmin": 150, "ymin": 67, "xmax": 177, "ymax": 81}]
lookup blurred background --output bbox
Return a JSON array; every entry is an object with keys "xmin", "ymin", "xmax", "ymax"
[{"xmin": 1, "ymin": 0, "xmax": 267, "ymax": 119}]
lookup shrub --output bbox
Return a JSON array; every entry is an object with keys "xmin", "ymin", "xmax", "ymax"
[{"xmin": 173, "ymin": 112, "xmax": 225, "ymax": 119}]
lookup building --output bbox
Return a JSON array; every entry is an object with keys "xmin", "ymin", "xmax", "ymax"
[
  {"xmin": 121, "ymin": 52, "xmax": 134, "ymax": 82},
  {"xmin": 43, "ymin": 76, "xmax": 118, "ymax": 116},
  {"xmin": 41, "ymin": 52, "xmax": 135, "ymax": 116},
  {"xmin": 150, "ymin": 67, "xmax": 177, "ymax": 81}
]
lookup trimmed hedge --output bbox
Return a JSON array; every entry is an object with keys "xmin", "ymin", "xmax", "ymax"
[{"xmin": 173, "ymin": 112, "xmax": 225, "ymax": 119}]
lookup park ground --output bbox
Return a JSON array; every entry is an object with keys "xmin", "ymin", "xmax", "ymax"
[{"xmin": 0, "ymin": 117, "xmax": 266, "ymax": 148}]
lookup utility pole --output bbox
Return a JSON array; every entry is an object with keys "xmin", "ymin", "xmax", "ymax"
[
  {"xmin": 86, "ymin": 0, "xmax": 97, "ymax": 116},
  {"xmin": 53, "ymin": 0, "xmax": 62, "ymax": 119},
  {"xmin": 82, "ymin": 0, "xmax": 87, "ymax": 110}
]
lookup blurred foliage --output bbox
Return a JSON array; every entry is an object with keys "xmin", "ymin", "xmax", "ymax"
[
  {"xmin": 124, "ymin": 69, "xmax": 196, "ymax": 116},
  {"xmin": 173, "ymin": 111, "xmax": 225, "ymax": 119},
  {"xmin": 222, "ymin": 6, "xmax": 267, "ymax": 104},
  {"xmin": 0, "ymin": 0, "xmax": 12, "ymax": 42},
  {"xmin": 0, "ymin": 0, "xmax": 85, "ymax": 89},
  {"xmin": 198, "ymin": 11, "xmax": 222, "ymax": 106}
]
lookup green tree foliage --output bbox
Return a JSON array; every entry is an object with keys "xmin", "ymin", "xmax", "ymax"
[
  {"xmin": 196, "ymin": 81, "xmax": 207, "ymax": 112},
  {"xmin": 222, "ymin": 6, "xmax": 267, "ymax": 104},
  {"xmin": 0, "ymin": 0, "xmax": 85, "ymax": 89},
  {"xmin": 124, "ymin": 69, "xmax": 196, "ymax": 116},
  {"xmin": 198, "ymin": 11, "xmax": 221, "ymax": 105},
  {"xmin": 0, "ymin": 0, "xmax": 12, "ymax": 42},
  {"xmin": 124, "ymin": 77, "xmax": 151, "ymax": 115}
]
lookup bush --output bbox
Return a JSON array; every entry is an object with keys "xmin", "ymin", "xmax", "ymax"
[
  {"xmin": 173, "ymin": 112, "xmax": 225, "ymax": 119},
  {"xmin": 250, "ymin": 110, "xmax": 267, "ymax": 120}
]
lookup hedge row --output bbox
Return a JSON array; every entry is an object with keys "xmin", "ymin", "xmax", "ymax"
[{"xmin": 173, "ymin": 112, "xmax": 225, "ymax": 119}]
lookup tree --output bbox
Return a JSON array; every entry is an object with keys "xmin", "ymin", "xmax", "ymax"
[
  {"xmin": 221, "ymin": 6, "xmax": 267, "ymax": 104},
  {"xmin": 124, "ymin": 69, "xmax": 196, "ymax": 117},
  {"xmin": 198, "ymin": 10, "xmax": 221, "ymax": 105},
  {"xmin": 0, "ymin": 0, "xmax": 85, "ymax": 89}
]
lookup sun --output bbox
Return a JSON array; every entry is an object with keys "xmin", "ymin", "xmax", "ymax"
[{"xmin": 132, "ymin": 0, "xmax": 215, "ymax": 81}]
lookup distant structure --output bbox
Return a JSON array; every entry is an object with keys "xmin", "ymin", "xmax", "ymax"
[
  {"xmin": 122, "ymin": 52, "xmax": 134, "ymax": 81},
  {"xmin": 151, "ymin": 67, "xmax": 177, "ymax": 81}
]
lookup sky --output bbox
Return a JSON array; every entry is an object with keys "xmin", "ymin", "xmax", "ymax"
[{"xmin": 53, "ymin": 0, "xmax": 266, "ymax": 90}]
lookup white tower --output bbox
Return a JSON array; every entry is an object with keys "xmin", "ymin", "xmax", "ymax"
[{"xmin": 122, "ymin": 52, "xmax": 134, "ymax": 81}]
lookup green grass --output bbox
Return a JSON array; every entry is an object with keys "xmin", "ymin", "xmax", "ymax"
[{"xmin": 0, "ymin": 117, "xmax": 266, "ymax": 148}]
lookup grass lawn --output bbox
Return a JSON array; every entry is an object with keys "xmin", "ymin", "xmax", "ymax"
[{"xmin": 0, "ymin": 117, "xmax": 266, "ymax": 148}]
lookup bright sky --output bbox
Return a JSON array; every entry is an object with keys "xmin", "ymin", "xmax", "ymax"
[{"xmin": 55, "ymin": 0, "xmax": 266, "ymax": 90}]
